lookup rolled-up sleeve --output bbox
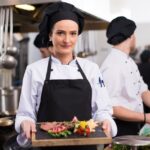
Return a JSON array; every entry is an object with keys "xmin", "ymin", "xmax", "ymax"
[{"xmin": 139, "ymin": 75, "xmax": 148, "ymax": 94}]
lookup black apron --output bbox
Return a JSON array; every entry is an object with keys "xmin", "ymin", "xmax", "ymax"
[
  {"xmin": 115, "ymin": 119, "xmax": 143, "ymax": 136},
  {"xmin": 37, "ymin": 56, "xmax": 97, "ymax": 150}
]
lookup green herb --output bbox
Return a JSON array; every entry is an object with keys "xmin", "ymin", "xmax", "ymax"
[{"xmin": 48, "ymin": 130, "xmax": 72, "ymax": 138}]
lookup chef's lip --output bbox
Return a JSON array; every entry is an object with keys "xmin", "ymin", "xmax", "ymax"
[{"xmin": 61, "ymin": 45, "xmax": 72, "ymax": 48}]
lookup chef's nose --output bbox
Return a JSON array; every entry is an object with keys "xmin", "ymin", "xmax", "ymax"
[{"xmin": 63, "ymin": 34, "xmax": 70, "ymax": 43}]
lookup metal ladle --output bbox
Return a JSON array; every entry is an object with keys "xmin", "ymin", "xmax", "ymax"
[
  {"xmin": 0, "ymin": 8, "xmax": 5, "ymax": 58},
  {"xmin": 1, "ymin": 54, "xmax": 17, "ymax": 69},
  {"xmin": 7, "ymin": 7, "xmax": 18, "ymax": 56},
  {"xmin": 0, "ymin": 7, "xmax": 17, "ymax": 69}
]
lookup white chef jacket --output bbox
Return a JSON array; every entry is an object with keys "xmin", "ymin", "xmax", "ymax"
[
  {"xmin": 100, "ymin": 48, "xmax": 148, "ymax": 113},
  {"xmin": 15, "ymin": 56, "xmax": 117, "ymax": 137}
]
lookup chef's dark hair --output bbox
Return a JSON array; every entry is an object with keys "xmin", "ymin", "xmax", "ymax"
[
  {"xmin": 140, "ymin": 50, "xmax": 150, "ymax": 63},
  {"xmin": 39, "ymin": 2, "xmax": 84, "ymax": 36},
  {"xmin": 34, "ymin": 33, "xmax": 52, "ymax": 48},
  {"xmin": 106, "ymin": 16, "xmax": 136, "ymax": 45}
]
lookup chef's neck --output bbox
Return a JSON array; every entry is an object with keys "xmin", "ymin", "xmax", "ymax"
[
  {"xmin": 54, "ymin": 53, "xmax": 74, "ymax": 65},
  {"xmin": 113, "ymin": 40, "xmax": 131, "ymax": 55}
]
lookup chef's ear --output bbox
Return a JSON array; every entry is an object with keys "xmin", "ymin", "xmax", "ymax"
[
  {"xmin": 49, "ymin": 33, "xmax": 52, "ymax": 41},
  {"xmin": 129, "ymin": 33, "xmax": 134, "ymax": 39},
  {"xmin": 49, "ymin": 31, "xmax": 52, "ymax": 37},
  {"xmin": 48, "ymin": 34, "xmax": 53, "ymax": 47}
]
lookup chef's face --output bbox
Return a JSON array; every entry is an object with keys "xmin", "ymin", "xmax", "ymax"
[{"xmin": 50, "ymin": 20, "xmax": 79, "ymax": 56}]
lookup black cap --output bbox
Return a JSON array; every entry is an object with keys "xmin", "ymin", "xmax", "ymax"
[
  {"xmin": 34, "ymin": 33, "xmax": 52, "ymax": 48},
  {"xmin": 106, "ymin": 16, "xmax": 136, "ymax": 45},
  {"xmin": 39, "ymin": 2, "xmax": 84, "ymax": 35}
]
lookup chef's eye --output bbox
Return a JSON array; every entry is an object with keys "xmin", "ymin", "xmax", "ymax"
[
  {"xmin": 71, "ymin": 32, "xmax": 77, "ymax": 36},
  {"xmin": 57, "ymin": 31, "xmax": 65, "ymax": 35}
]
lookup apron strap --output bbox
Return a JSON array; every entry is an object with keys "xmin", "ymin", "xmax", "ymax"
[
  {"xmin": 45, "ymin": 56, "xmax": 52, "ymax": 81},
  {"xmin": 76, "ymin": 60, "xmax": 87, "ymax": 80}
]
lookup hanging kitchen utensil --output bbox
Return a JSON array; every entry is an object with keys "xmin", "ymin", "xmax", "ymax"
[
  {"xmin": 0, "ymin": 69, "xmax": 12, "ymax": 88},
  {"xmin": 77, "ymin": 31, "xmax": 87, "ymax": 58},
  {"xmin": 0, "ymin": 7, "xmax": 17, "ymax": 69},
  {"xmin": 0, "ymin": 8, "xmax": 6, "ymax": 66},
  {"xmin": 7, "ymin": 7, "xmax": 18, "ymax": 56},
  {"xmin": 85, "ymin": 31, "xmax": 97, "ymax": 57},
  {"xmin": 0, "ymin": 8, "xmax": 5, "ymax": 57},
  {"xmin": 92, "ymin": 31, "xmax": 98, "ymax": 56},
  {"xmin": 1, "ymin": 54, "xmax": 17, "ymax": 69},
  {"xmin": 0, "ymin": 87, "xmax": 21, "ymax": 116},
  {"xmin": 3, "ymin": 7, "xmax": 9, "ymax": 57},
  {"xmin": 77, "ymin": 31, "xmax": 97, "ymax": 58}
]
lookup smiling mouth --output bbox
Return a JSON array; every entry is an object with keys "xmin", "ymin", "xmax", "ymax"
[{"xmin": 61, "ymin": 45, "xmax": 71, "ymax": 48}]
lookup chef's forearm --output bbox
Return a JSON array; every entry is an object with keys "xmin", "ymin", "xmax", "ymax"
[
  {"xmin": 142, "ymin": 90, "xmax": 150, "ymax": 107},
  {"xmin": 113, "ymin": 106, "xmax": 145, "ymax": 122}
]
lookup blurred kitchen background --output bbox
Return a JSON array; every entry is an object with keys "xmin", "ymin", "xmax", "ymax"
[
  {"xmin": 27, "ymin": 0, "xmax": 150, "ymax": 65},
  {"xmin": 1, "ymin": 0, "xmax": 150, "ymax": 85},
  {"xmin": 0, "ymin": 0, "xmax": 150, "ymax": 149}
]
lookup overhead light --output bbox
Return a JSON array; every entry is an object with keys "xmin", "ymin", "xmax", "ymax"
[{"xmin": 15, "ymin": 4, "xmax": 35, "ymax": 11}]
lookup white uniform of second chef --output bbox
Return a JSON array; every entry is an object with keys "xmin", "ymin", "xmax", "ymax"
[
  {"xmin": 101, "ymin": 16, "xmax": 150, "ymax": 136},
  {"xmin": 100, "ymin": 48, "xmax": 148, "ymax": 135},
  {"xmin": 101, "ymin": 48, "xmax": 148, "ymax": 112}
]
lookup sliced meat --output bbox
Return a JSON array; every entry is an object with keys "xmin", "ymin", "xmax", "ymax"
[
  {"xmin": 62, "ymin": 122, "xmax": 75, "ymax": 130},
  {"xmin": 40, "ymin": 122, "xmax": 57, "ymax": 131},
  {"xmin": 40, "ymin": 122, "xmax": 68, "ymax": 133}
]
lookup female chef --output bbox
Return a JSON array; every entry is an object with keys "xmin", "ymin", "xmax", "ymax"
[{"xmin": 15, "ymin": 2, "xmax": 117, "ymax": 149}]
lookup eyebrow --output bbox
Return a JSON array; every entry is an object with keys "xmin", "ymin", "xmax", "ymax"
[{"xmin": 56, "ymin": 29, "xmax": 77, "ymax": 32}]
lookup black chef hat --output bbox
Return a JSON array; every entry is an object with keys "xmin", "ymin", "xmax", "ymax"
[
  {"xmin": 106, "ymin": 16, "xmax": 136, "ymax": 45},
  {"xmin": 34, "ymin": 33, "xmax": 52, "ymax": 48},
  {"xmin": 39, "ymin": 2, "xmax": 84, "ymax": 35}
]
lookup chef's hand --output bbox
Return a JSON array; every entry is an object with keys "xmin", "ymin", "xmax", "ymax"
[
  {"xmin": 145, "ymin": 113, "xmax": 150, "ymax": 124},
  {"xmin": 21, "ymin": 120, "xmax": 36, "ymax": 139},
  {"xmin": 101, "ymin": 119, "xmax": 111, "ymax": 137}
]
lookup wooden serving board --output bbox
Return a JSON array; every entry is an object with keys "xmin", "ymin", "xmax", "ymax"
[{"xmin": 31, "ymin": 124, "xmax": 112, "ymax": 147}]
